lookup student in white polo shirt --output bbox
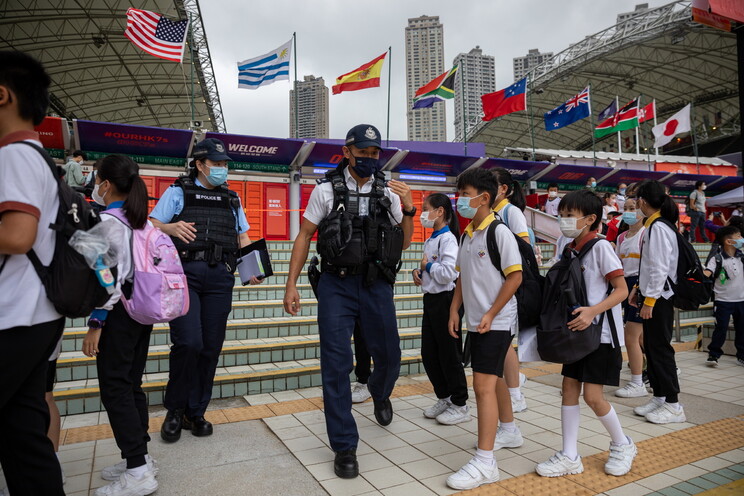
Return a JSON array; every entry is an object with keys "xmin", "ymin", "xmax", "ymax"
[
  {"xmin": 543, "ymin": 183, "xmax": 562, "ymax": 216},
  {"xmin": 445, "ymin": 168, "xmax": 522, "ymax": 490},
  {"xmin": 0, "ymin": 50, "xmax": 65, "ymax": 495}
]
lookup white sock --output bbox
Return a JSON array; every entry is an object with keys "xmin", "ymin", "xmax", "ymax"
[
  {"xmin": 597, "ymin": 406, "xmax": 629, "ymax": 445},
  {"xmin": 666, "ymin": 402, "xmax": 681, "ymax": 411},
  {"xmin": 475, "ymin": 448, "xmax": 494, "ymax": 465},
  {"xmin": 652, "ymin": 396, "xmax": 665, "ymax": 405},
  {"xmin": 500, "ymin": 421, "xmax": 517, "ymax": 432},
  {"xmin": 126, "ymin": 464, "xmax": 148, "ymax": 479},
  {"xmin": 561, "ymin": 405, "xmax": 581, "ymax": 461},
  {"xmin": 631, "ymin": 374, "xmax": 643, "ymax": 386},
  {"xmin": 508, "ymin": 387, "xmax": 522, "ymax": 399}
]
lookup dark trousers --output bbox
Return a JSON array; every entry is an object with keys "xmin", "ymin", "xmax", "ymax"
[
  {"xmin": 421, "ymin": 291, "xmax": 468, "ymax": 406},
  {"xmin": 643, "ymin": 296, "xmax": 680, "ymax": 401},
  {"xmin": 0, "ymin": 318, "xmax": 65, "ymax": 495},
  {"xmin": 97, "ymin": 302, "xmax": 153, "ymax": 468},
  {"xmin": 708, "ymin": 300, "xmax": 744, "ymax": 360},
  {"xmin": 353, "ymin": 321, "xmax": 371, "ymax": 384},
  {"xmin": 689, "ymin": 211, "xmax": 709, "ymax": 242},
  {"xmin": 164, "ymin": 261, "xmax": 234, "ymax": 417},
  {"xmin": 317, "ymin": 273, "xmax": 401, "ymax": 452}
]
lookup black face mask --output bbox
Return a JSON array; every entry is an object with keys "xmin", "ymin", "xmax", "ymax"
[{"xmin": 351, "ymin": 155, "xmax": 380, "ymax": 178}]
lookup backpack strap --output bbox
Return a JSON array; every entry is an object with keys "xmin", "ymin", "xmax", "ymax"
[
  {"xmin": 500, "ymin": 203, "xmax": 512, "ymax": 230},
  {"xmin": 605, "ymin": 284, "xmax": 621, "ymax": 349},
  {"xmin": 485, "ymin": 215, "xmax": 506, "ymax": 279}
]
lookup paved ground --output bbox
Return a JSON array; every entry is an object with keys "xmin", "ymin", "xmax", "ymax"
[{"xmin": 1, "ymin": 347, "xmax": 743, "ymax": 495}]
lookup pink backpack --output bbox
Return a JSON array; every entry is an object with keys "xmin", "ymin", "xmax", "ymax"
[{"xmin": 107, "ymin": 208, "xmax": 189, "ymax": 325}]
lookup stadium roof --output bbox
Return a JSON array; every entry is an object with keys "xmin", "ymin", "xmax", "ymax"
[
  {"xmin": 1, "ymin": 0, "xmax": 225, "ymax": 132},
  {"xmin": 466, "ymin": 1, "xmax": 740, "ymax": 159}
]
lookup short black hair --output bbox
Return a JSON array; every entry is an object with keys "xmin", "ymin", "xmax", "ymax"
[
  {"xmin": 558, "ymin": 189, "xmax": 603, "ymax": 231},
  {"xmin": 695, "ymin": 181, "xmax": 705, "ymax": 189},
  {"xmin": 456, "ymin": 167, "xmax": 498, "ymax": 208},
  {"xmin": 716, "ymin": 225, "xmax": 741, "ymax": 245},
  {"xmin": 0, "ymin": 51, "xmax": 51, "ymax": 126},
  {"xmin": 72, "ymin": 150, "xmax": 87, "ymax": 160},
  {"xmin": 548, "ymin": 183, "xmax": 559, "ymax": 190},
  {"xmin": 729, "ymin": 216, "xmax": 743, "ymax": 231}
]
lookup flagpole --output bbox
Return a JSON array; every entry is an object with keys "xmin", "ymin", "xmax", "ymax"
[
  {"xmin": 653, "ymin": 99, "xmax": 659, "ymax": 157},
  {"xmin": 636, "ymin": 94, "xmax": 642, "ymax": 155},
  {"xmin": 589, "ymin": 83, "xmax": 596, "ymax": 167},
  {"xmin": 386, "ymin": 46, "xmax": 392, "ymax": 147},
  {"xmin": 527, "ymin": 75, "xmax": 536, "ymax": 161},
  {"xmin": 461, "ymin": 64, "xmax": 468, "ymax": 155},
  {"xmin": 189, "ymin": 13, "xmax": 195, "ymax": 126},
  {"xmin": 616, "ymin": 95, "xmax": 621, "ymax": 153},
  {"xmin": 293, "ymin": 32, "xmax": 298, "ymax": 139},
  {"xmin": 690, "ymin": 100, "xmax": 700, "ymax": 171}
]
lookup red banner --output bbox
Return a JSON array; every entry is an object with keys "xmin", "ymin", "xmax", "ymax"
[
  {"xmin": 655, "ymin": 162, "xmax": 738, "ymax": 176},
  {"xmin": 34, "ymin": 116, "xmax": 68, "ymax": 150},
  {"xmin": 709, "ymin": 0, "xmax": 744, "ymax": 23}
]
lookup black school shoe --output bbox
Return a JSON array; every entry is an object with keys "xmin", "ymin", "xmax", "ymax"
[
  {"xmin": 373, "ymin": 398, "xmax": 393, "ymax": 426},
  {"xmin": 706, "ymin": 355, "xmax": 719, "ymax": 367},
  {"xmin": 160, "ymin": 408, "xmax": 184, "ymax": 442},
  {"xmin": 334, "ymin": 449, "xmax": 358, "ymax": 479},
  {"xmin": 182, "ymin": 415, "xmax": 213, "ymax": 437}
]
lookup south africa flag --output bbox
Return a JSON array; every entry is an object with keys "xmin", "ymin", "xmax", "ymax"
[{"xmin": 412, "ymin": 65, "xmax": 458, "ymax": 109}]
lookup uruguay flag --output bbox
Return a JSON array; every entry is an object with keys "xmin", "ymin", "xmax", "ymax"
[
  {"xmin": 238, "ymin": 39, "xmax": 292, "ymax": 90},
  {"xmin": 544, "ymin": 86, "xmax": 591, "ymax": 131}
]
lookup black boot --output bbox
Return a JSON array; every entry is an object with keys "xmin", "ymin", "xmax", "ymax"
[
  {"xmin": 373, "ymin": 398, "xmax": 393, "ymax": 426},
  {"xmin": 183, "ymin": 415, "xmax": 213, "ymax": 437},
  {"xmin": 334, "ymin": 449, "xmax": 358, "ymax": 479},
  {"xmin": 160, "ymin": 408, "xmax": 184, "ymax": 442}
]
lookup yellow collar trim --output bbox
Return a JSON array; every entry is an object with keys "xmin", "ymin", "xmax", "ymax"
[
  {"xmin": 494, "ymin": 199, "xmax": 509, "ymax": 213},
  {"xmin": 464, "ymin": 213, "xmax": 497, "ymax": 238},
  {"xmin": 644, "ymin": 211, "xmax": 661, "ymax": 228}
]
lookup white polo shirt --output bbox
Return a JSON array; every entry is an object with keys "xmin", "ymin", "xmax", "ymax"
[
  {"xmin": 639, "ymin": 213, "xmax": 678, "ymax": 305},
  {"xmin": 545, "ymin": 196, "xmax": 561, "ymax": 216},
  {"xmin": 421, "ymin": 227, "xmax": 458, "ymax": 294},
  {"xmin": 615, "ymin": 227, "xmax": 645, "ymax": 277},
  {"xmin": 569, "ymin": 234, "xmax": 625, "ymax": 346},
  {"xmin": 0, "ymin": 132, "xmax": 61, "ymax": 329},
  {"xmin": 457, "ymin": 215, "xmax": 522, "ymax": 333},
  {"xmin": 706, "ymin": 251, "xmax": 744, "ymax": 303},
  {"xmin": 493, "ymin": 199, "xmax": 529, "ymax": 239},
  {"xmin": 303, "ymin": 166, "xmax": 403, "ymax": 226}
]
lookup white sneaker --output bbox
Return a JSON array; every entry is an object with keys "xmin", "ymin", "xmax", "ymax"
[
  {"xmin": 95, "ymin": 471, "xmax": 158, "ymax": 496},
  {"xmin": 536, "ymin": 452, "xmax": 584, "ymax": 477},
  {"xmin": 350, "ymin": 382, "xmax": 371, "ymax": 403},
  {"xmin": 101, "ymin": 455, "xmax": 159, "ymax": 481},
  {"xmin": 494, "ymin": 426, "xmax": 524, "ymax": 450},
  {"xmin": 645, "ymin": 403, "xmax": 686, "ymax": 424},
  {"xmin": 446, "ymin": 457, "xmax": 499, "ymax": 490},
  {"xmin": 511, "ymin": 393, "xmax": 528, "ymax": 413},
  {"xmin": 436, "ymin": 404, "xmax": 471, "ymax": 425},
  {"xmin": 614, "ymin": 382, "xmax": 648, "ymax": 398},
  {"xmin": 605, "ymin": 437, "xmax": 637, "ymax": 476},
  {"xmin": 633, "ymin": 397, "xmax": 665, "ymax": 417},
  {"xmin": 423, "ymin": 398, "xmax": 451, "ymax": 419}
]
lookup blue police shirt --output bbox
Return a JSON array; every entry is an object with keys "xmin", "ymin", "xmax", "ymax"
[{"xmin": 149, "ymin": 178, "xmax": 250, "ymax": 234}]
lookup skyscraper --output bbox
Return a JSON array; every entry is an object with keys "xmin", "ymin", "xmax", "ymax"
[
  {"xmin": 289, "ymin": 75, "xmax": 329, "ymax": 139},
  {"xmin": 617, "ymin": 3, "xmax": 650, "ymax": 24},
  {"xmin": 513, "ymin": 48, "xmax": 553, "ymax": 81},
  {"xmin": 405, "ymin": 15, "xmax": 446, "ymax": 142},
  {"xmin": 453, "ymin": 46, "xmax": 495, "ymax": 141}
]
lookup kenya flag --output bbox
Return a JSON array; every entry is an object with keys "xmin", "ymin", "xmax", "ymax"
[{"xmin": 594, "ymin": 98, "xmax": 639, "ymax": 138}]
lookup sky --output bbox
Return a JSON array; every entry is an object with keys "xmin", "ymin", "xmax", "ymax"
[{"xmin": 198, "ymin": 0, "xmax": 671, "ymax": 141}]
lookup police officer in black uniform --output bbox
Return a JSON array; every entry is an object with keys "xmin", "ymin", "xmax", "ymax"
[
  {"xmin": 283, "ymin": 125, "xmax": 415, "ymax": 479},
  {"xmin": 149, "ymin": 138, "xmax": 262, "ymax": 443}
]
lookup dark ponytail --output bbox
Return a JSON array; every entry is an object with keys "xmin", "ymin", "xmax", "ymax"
[
  {"xmin": 425, "ymin": 192, "xmax": 460, "ymax": 235},
  {"xmin": 98, "ymin": 155, "xmax": 149, "ymax": 229},
  {"xmin": 491, "ymin": 167, "xmax": 526, "ymax": 211},
  {"xmin": 636, "ymin": 179, "xmax": 679, "ymax": 224}
]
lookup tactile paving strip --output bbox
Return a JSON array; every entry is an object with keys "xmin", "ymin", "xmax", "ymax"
[
  {"xmin": 222, "ymin": 404, "xmax": 275, "ymax": 422},
  {"xmin": 266, "ymin": 398, "xmax": 316, "ymax": 416},
  {"xmin": 64, "ymin": 423, "xmax": 114, "ymax": 444},
  {"xmin": 487, "ymin": 472, "xmax": 594, "ymax": 496},
  {"xmin": 569, "ymin": 454, "xmax": 642, "ymax": 494}
]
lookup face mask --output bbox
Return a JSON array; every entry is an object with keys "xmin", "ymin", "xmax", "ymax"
[
  {"xmin": 549, "ymin": 191, "xmax": 558, "ymax": 198},
  {"xmin": 350, "ymin": 156, "xmax": 380, "ymax": 178},
  {"xmin": 702, "ymin": 185, "xmax": 707, "ymax": 191},
  {"xmin": 732, "ymin": 238, "xmax": 744, "ymax": 250},
  {"xmin": 618, "ymin": 188, "xmax": 626, "ymax": 196},
  {"xmin": 591, "ymin": 181, "xmax": 597, "ymax": 188},
  {"xmin": 622, "ymin": 211, "xmax": 639, "ymax": 225},
  {"xmin": 419, "ymin": 211, "xmax": 436, "ymax": 229},
  {"xmin": 456, "ymin": 193, "xmax": 483, "ymax": 219},
  {"xmin": 206, "ymin": 166, "xmax": 228, "ymax": 186},
  {"xmin": 92, "ymin": 183, "xmax": 106, "ymax": 205},
  {"xmin": 558, "ymin": 215, "xmax": 587, "ymax": 238}
]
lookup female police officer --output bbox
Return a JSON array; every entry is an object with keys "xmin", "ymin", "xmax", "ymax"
[
  {"xmin": 284, "ymin": 124, "xmax": 414, "ymax": 479},
  {"xmin": 149, "ymin": 138, "xmax": 262, "ymax": 443}
]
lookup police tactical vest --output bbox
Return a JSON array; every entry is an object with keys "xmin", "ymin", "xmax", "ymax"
[
  {"xmin": 171, "ymin": 177, "xmax": 239, "ymax": 261},
  {"xmin": 316, "ymin": 164, "xmax": 403, "ymax": 281}
]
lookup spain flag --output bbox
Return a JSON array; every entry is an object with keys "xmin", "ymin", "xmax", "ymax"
[{"xmin": 332, "ymin": 52, "xmax": 387, "ymax": 95}]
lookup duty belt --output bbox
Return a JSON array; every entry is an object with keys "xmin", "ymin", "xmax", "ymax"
[
  {"xmin": 180, "ymin": 248, "xmax": 236, "ymax": 271},
  {"xmin": 320, "ymin": 261, "xmax": 367, "ymax": 278}
]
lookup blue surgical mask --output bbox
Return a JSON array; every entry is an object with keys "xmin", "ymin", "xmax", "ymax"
[
  {"xmin": 619, "ymin": 188, "xmax": 626, "ymax": 196},
  {"xmin": 733, "ymin": 238, "xmax": 744, "ymax": 250},
  {"xmin": 591, "ymin": 181, "xmax": 597, "ymax": 188},
  {"xmin": 622, "ymin": 211, "xmax": 639, "ymax": 225},
  {"xmin": 206, "ymin": 166, "xmax": 228, "ymax": 186},
  {"xmin": 456, "ymin": 193, "xmax": 483, "ymax": 219},
  {"xmin": 351, "ymin": 156, "xmax": 380, "ymax": 178}
]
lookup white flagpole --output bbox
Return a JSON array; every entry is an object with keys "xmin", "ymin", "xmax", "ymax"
[
  {"xmin": 653, "ymin": 99, "xmax": 659, "ymax": 157},
  {"xmin": 635, "ymin": 95, "xmax": 641, "ymax": 155},
  {"xmin": 616, "ymin": 96, "xmax": 621, "ymax": 153}
]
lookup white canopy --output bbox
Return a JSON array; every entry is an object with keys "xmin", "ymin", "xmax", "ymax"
[{"xmin": 707, "ymin": 187, "xmax": 744, "ymax": 207}]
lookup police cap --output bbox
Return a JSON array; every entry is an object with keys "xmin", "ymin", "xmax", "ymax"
[
  {"xmin": 345, "ymin": 124, "xmax": 382, "ymax": 150},
  {"xmin": 193, "ymin": 138, "xmax": 232, "ymax": 162}
]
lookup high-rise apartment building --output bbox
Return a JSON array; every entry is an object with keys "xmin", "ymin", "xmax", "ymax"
[
  {"xmin": 289, "ymin": 75, "xmax": 329, "ymax": 139},
  {"xmin": 453, "ymin": 46, "xmax": 495, "ymax": 140},
  {"xmin": 617, "ymin": 3, "xmax": 650, "ymax": 24},
  {"xmin": 513, "ymin": 48, "xmax": 553, "ymax": 81},
  {"xmin": 405, "ymin": 15, "xmax": 446, "ymax": 142}
]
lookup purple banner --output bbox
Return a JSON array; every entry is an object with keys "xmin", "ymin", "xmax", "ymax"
[
  {"xmin": 709, "ymin": 175, "xmax": 744, "ymax": 193},
  {"xmin": 661, "ymin": 172, "xmax": 717, "ymax": 191},
  {"xmin": 395, "ymin": 151, "xmax": 480, "ymax": 176},
  {"xmin": 313, "ymin": 138, "xmax": 484, "ymax": 158},
  {"xmin": 541, "ymin": 163, "xmax": 613, "ymax": 184},
  {"xmin": 606, "ymin": 169, "xmax": 668, "ymax": 185},
  {"xmin": 304, "ymin": 141, "xmax": 398, "ymax": 168},
  {"xmin": 205, "ymin": 132, "xmax": 303, "ymax": 165},
  {"xmin": 75, "ymin": 120, "xmax": 194, "ymax": 157},
  {"xmin": 481, "ymin": 158, "xmax": 550, "ymax": 181}
]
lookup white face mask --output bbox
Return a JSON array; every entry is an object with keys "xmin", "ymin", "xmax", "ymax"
[
  {"xmin": 419, "ymin": 211, "xmax": 436, "ymax": 229},
  {"xmin": 702, "ymin": 185, "xmax": 707, "ymax": 191},
  {"xmin": 92, "ymin": 183, "xmax": 106, "ymax": 205},
  {"xmin": 558, "ymin": 215, "xmax": 588, "ymax": 239},
  {"xmin": 549, "ymin": 191, "xmax": 558, "ymax": 198}
]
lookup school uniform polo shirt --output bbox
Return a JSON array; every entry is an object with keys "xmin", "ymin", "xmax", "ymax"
[
  {"xmin": 456, "ymin": 214, "xmax": 521, "ymax": 333},
  {"xmin": 639, "ymin": 212, "xmax": 678, "ymax": 307},
  {"xmin": 493, "ymin": 199, "xmax": 529, "ymax": 239},
  {"xmin": 569, "ymin": 233, "xmax": 625, "ymax": 346},
  {"xmin": 544, "ymin": 197, "xmax": 561, "ymax": 216},
  {"xmin": 706, "ymin": 250, "xmax": 744, "ymax": 302},
  {"xmin": 421, "ymin": 226, "xmax": 458, "ymax": 294},
  {"xmin": 615, "ymin": 227, "xmax": 645, "ymax": 277}
]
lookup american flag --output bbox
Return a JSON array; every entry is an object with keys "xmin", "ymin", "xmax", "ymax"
[{"xmin": 125, "ymin": 8, "xmax": 189, "ymax": 63}]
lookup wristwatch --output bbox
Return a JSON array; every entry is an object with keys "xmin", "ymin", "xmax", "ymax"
[
  {"xmin": 87, "ymin": 318, "xmax": 105, "ymax": 330},
  {"xmin": 402, "ymin": 205, "xmax": 417, "ymax": 217}
]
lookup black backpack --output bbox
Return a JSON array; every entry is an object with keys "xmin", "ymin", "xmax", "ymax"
[
  {"xmin": 459, "ymin": 213, "xmax": 544, "ymax": 328},
  {"xmin": 13, "ymin": 142, "xmax": 117, "ymax": 318},
  {"xmin": 537, "ymin": 239, "xmax": 619, "ymax": 364},
  {"xmin": 646, "ymin": 217, "xmax": 712, "ymax": 311}
]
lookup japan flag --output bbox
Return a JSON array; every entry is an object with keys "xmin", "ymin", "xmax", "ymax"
[{"xmin": 652, "ymin": 104, "xmax": 691, "ymax": 149}]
